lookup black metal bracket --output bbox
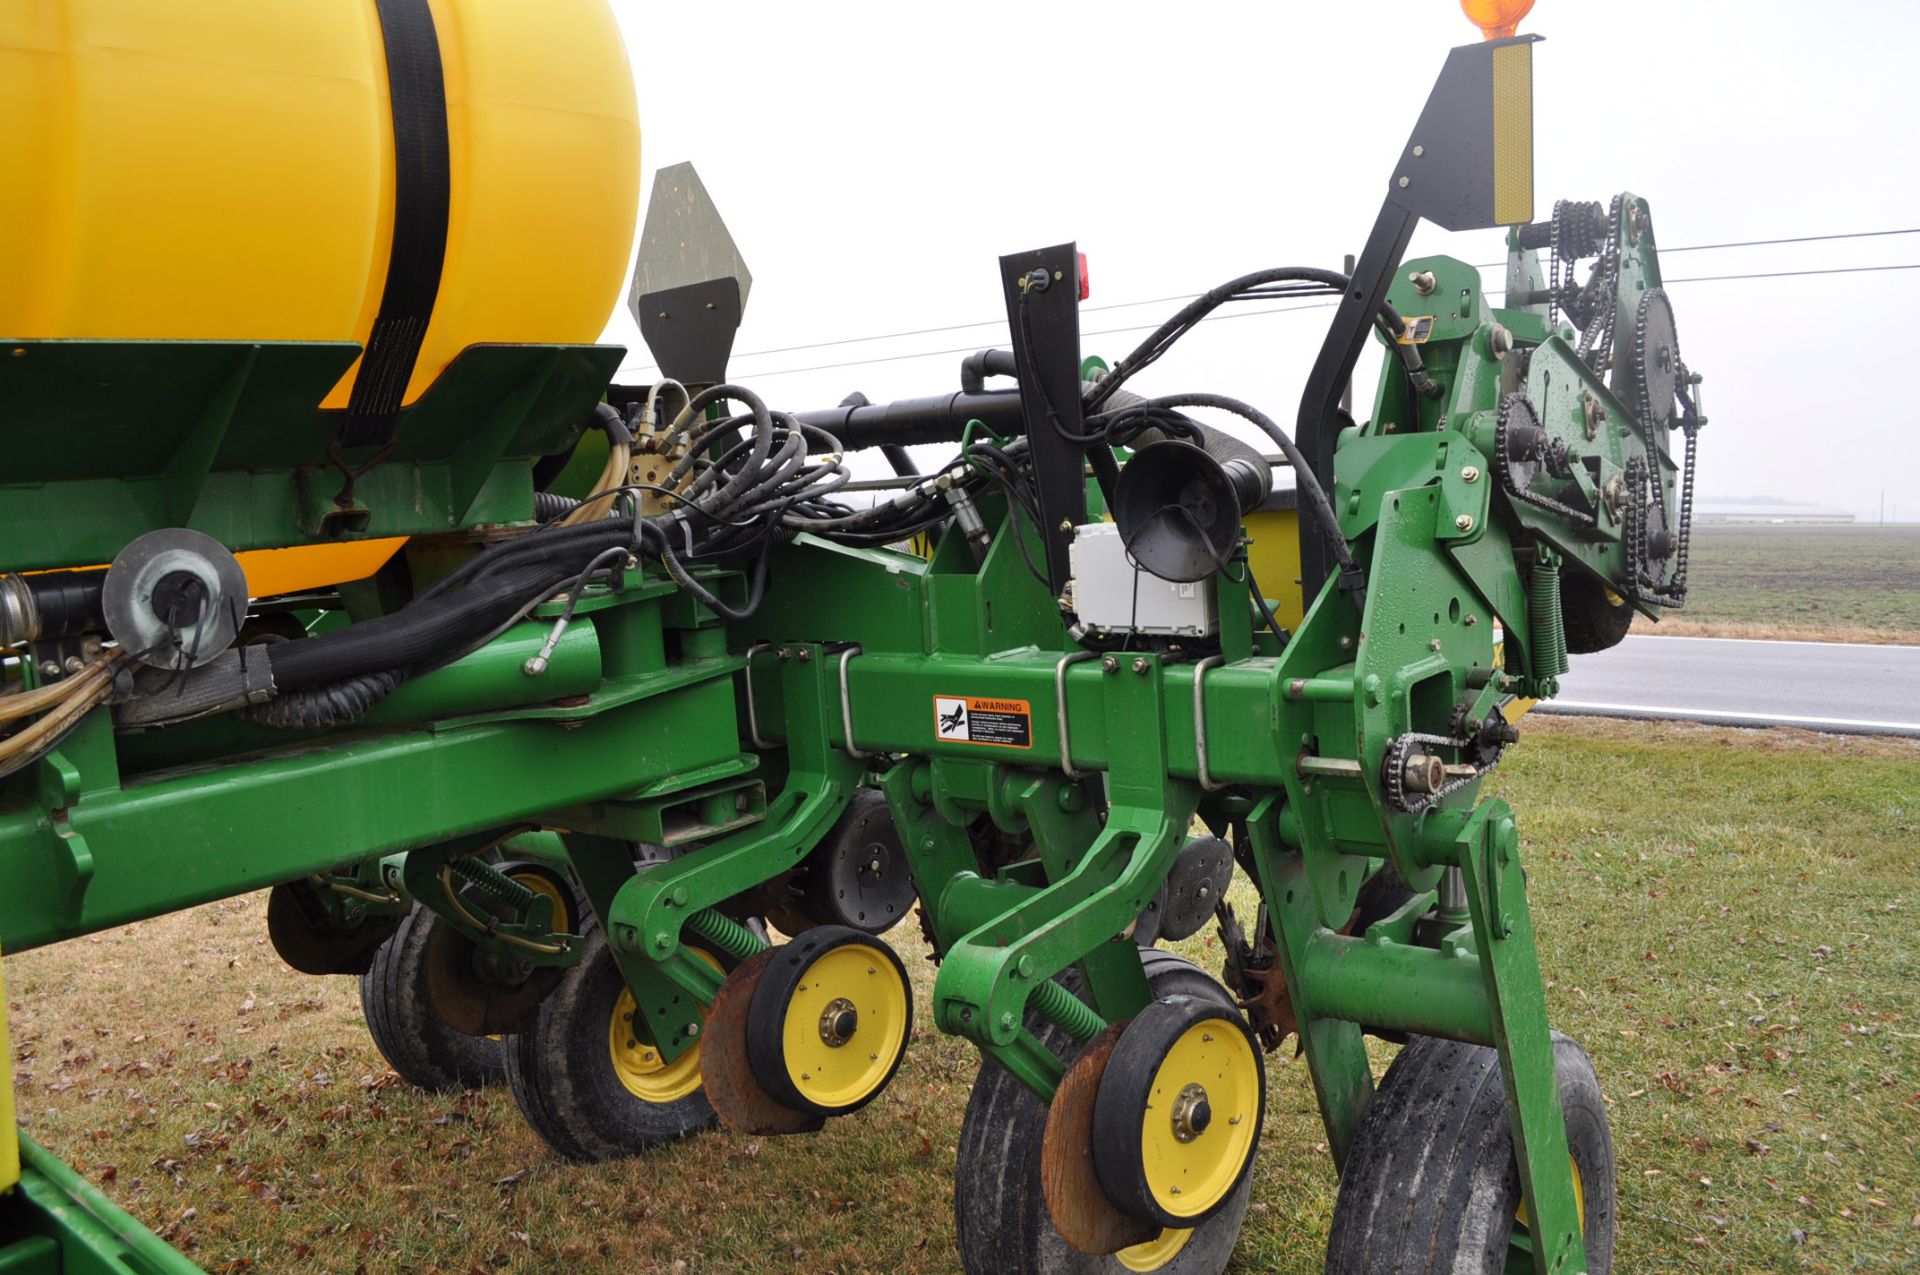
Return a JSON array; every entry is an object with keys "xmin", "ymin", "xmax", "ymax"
[
  {"xmin": 637, "ymin": 278, "xmax": 744, "ymax": 386},
  {"xmin": 998, "ymin": 243, "xmax": 1086, "ymax": 595}
]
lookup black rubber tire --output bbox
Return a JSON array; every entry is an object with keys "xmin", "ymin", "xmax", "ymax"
[
  {"xmin": 502, "ymin": 918, "xmax": 716, "ymax": 1162},
  {"xmin": 1561, "ymin": 570, "xmax": 1634, "ymax": 655},
  {"xmin": 359, "ymin": 905, "xmax": 506, "ymax": 1090},
  {"xmin": 1351, "ymin": 863, "xmax": 1415, "ymax": 934},
  {"xmin": 1324, "ymin": 1032, "xmax": 1616, "ymax": 1275},
  {"xmin": 954, "ymin": 951, "xmax": 1256, "ymax": 1275}
]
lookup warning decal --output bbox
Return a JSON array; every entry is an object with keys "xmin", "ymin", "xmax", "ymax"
[{"xmin": 933, "ymin": 695, "xmax": 1033, "ymax": 749}]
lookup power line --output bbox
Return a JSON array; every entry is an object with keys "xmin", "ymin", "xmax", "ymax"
[
  {"xmin": 621, "ymin": 226, "xmax": 1918, "ymax": 374},
  {"xmin": 1471, "ymin": 225, "xmax": 1920, "ymax": 269},
  {"xmin": 619, "ymin": 259, "xmax": 1917, "ymax": 384}
]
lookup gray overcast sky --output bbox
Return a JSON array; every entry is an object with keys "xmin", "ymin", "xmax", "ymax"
[{"xmin": 601, "ymin": 0, "xmax": 1920, "ymax": 520}]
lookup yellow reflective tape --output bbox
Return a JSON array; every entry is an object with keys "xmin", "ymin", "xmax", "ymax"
[{"xmin": 1490, "ymin": 42, "xmax": 1534, "ymax": 225}]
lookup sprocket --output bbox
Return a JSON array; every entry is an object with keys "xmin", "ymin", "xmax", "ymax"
[{"xmin": 1623, "ymin": 287, "xmax": 1681, "ymax": 431}]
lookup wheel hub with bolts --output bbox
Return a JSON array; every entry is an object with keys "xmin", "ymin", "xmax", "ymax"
[{"xmin": 818, "ymin": 997, "xmax": 859, "ymax": 1047}]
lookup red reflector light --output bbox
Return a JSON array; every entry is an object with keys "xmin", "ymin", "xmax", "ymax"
[{"xmin": 1076, "ymin": 252, "xmax": 1090, "ymax": 302}]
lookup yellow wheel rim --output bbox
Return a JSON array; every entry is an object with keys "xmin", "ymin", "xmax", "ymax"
[
  {"xmin": 1116, "ymin": 1227, "xmax": 1193, "ymax": 1271},
  {"xmin": 1138, "ymin": 1016, "xmax": 1260, "ymax": 1221},
  {"xmin": 507, "ymin": 869, "xmax": 572, "ymax": 935},
  {"xmin": 1516, "ymin": 1154, "xmax": 1587, "ymax": 1232},
  {"xmin": 780, "ymin": 942, "xmax": 909, "ymax": 1111},
  {"xmin": 607, "ymin": 949, "xmax": 721, "ymax": 1104}
]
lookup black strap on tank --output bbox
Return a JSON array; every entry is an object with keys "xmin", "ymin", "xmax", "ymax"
[{"xmin": 336, "ymin": 0, "xmax": 451, "ymax": 451}]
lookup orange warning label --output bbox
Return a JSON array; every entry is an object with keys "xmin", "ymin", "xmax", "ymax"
[{"xmin": 932, "ymin": 695, "xmax": 1033, "ymax": 748}]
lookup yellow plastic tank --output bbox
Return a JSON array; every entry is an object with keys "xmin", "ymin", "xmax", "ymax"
[
  {"xmin": 0, "ymin": 0, "xmax": 639, "ymax": 409},
  {"xmin": 2, "ymin": 0, "xmax": 639, "ymax": 594}
]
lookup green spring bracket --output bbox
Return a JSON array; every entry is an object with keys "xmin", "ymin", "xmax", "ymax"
[
  {"xmin": 1029, "ymin": 975, "xmax": 1105, "ymax": 1042},
  {"xmin": 686, "ymin": 906, "xmax": 766, "ymax": 962}
]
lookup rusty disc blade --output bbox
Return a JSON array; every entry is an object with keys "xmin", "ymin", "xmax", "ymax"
[
  {"xmin": 1041, "ymin": 1021, "xmax": 1156, "ymax": 1255},
  {"xmin": 700, "ymin": 946, "xmax": 824, "ymax": 1136},
  {"xmin": 422, "ymin": 917, "xmax": 561, "ymax": 1036}
]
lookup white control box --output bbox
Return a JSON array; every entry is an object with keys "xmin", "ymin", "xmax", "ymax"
[{"xmin": 1068, "ymin": 522, "xmax": 1217, "ymax": 637}]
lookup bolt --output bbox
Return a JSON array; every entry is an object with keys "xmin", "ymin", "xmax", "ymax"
[
  {"xmin": 1409, "ymin": 270, "xmax": 1437, "ymax": 296},
  {"xmin": 1430, "ymin": 638, "xmax": 1443, "ymax": 652},
  {"xmin": 62, "ymin": 656, "xmax": 84, "ymax": 674},
  {"xmin": 1460, "ymin": 465, "xmax": 1481, "ymax": 483},
  {"xmin": 1015, "ymin": 954, "xmax": 1035, "ymax": 979},
  {"xmin": 1131, "ymin": 657, "xmax": 1149, "ymax": 675},
  {"xmin": 1058, "ymin": 519, "xmax": 1074, "ymax": 532},
  {"xmin": 1101, "ymin": 655, "xmax": 1120, "ymax": 674},
  {"xmin": 1465, "ymin": 614, "xmax": 1478, "ymax": 626},
  {"xmin": 1412, "ymin": 144, "xmax": 1425, "ymax": 157},
  {"xmin": 1455, "ymin": 514, "xmax": 1476, "ymax": 532},
  {"xmin": 776, "ymin": 647, "xmax": 791, "ymax": 661},
  {"xmin": 798, "ymin": 648, "xmax": 812, "ymax": 662},
  {"xmin": 1338, "ymin": 635, "xmax": 1353, "ymax": 650},
  {"xmin": 38, "ymin": 659, "xmax": 61, "ymax": 678},
  {"xmin": 685, "ymin": 1022, "xmax": 700, "ymax": 1038},
  {"xmin": 1397, "ymin": 176, "xmax": 1410, "ymax": 188},
  {"xmin": 999, "ymin": 1011, "xmax": 1017, "ymax": 1030},
  {"xmin": 1489, "ymin": 323, "xmax": 1513, "ymax": 360}
]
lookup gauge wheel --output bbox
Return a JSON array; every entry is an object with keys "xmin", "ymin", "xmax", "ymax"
[
  {"xmin": 359, "ymin": 905, "xmax": 505, "ymax": 1090},
  {"xmin": 954, "ymin": 950, "xmax": 1256, "ymax": 1275},
  {"xmin": 1324, "ymin": 1031, "xmax": 1615, "ymax": 1274},
  {"xmin": 503, "ymin": 918, "xmax": 725, "ymax": 1161},
  {"xmin": 745, "ymin": 924, "xmax": 913, "ymax": 1117}
]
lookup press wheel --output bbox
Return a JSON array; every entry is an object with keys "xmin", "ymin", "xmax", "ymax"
[{"xmin": 745, "ymin": 925, "xmax": 913, "ymax": 1117}]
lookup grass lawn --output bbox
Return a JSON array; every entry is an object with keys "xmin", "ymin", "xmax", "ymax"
[
  {"xmin": 1636, "ymin": 524, "xmax": 1920, "ymax": 644},
  {"xmin": 6, "ymin": 717, "xmax": 1917, "ymax": 1273}
]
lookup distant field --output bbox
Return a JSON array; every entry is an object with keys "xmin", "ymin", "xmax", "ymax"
[
  {"xmin": 7, "ymin": 718, "xmax": 1918, "ymax": 1274},
  {"xmin": 1637, "ymin": 524, "xmax": 1920, "ymax": 644}
]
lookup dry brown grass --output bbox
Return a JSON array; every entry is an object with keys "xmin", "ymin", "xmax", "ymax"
[{"xmin": 1631, "ymin": 615, "xmax": 1918, "ymax": 646}]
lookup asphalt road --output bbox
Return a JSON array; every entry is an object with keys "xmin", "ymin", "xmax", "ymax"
[{"xmin": 1536, "ymin": 634, "xmax": 1920, "ymax": 737}]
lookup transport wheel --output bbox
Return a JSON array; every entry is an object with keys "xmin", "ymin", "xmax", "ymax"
[
  {"xmin": 1324, "ymin": 1032, "xmax": 1615, "ymax": 1275},
  {"xmin": 504, "ymin": 918, "xmax": 726, "ymax": 1161},
  {"xmin": 954, "ymin": 951, "xmax": 1256, "ymax": 1275},
  {"xmin": 360, "ymin": 905, "xmax": 505, "ymax": 1090},
  {"xmin": 745, "ymin": 924, "xmax": 913, "ymax": 1116},
  {"xmin": 1560, "ymin": 570, "xmax": 1634, "ymax": 654}
]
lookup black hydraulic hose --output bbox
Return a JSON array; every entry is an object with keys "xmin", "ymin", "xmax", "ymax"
[
  {"xmin": 266, "ymin": 531, "xmax": 633, "ymax": 689},
  {"xmin": 238, "ymin": 670, "xmax": 400, "ymax": 729},
  {"xmin": 1086, "ymin": 267, "xmax": 1402, "ymax": 412},
  {"xmin": 958, "ymin": 348, "xmax": 1019, "ymax": 393},
  {"xmin": 533, "ymin": 490, "xmax": 581, "ymax": 522}
]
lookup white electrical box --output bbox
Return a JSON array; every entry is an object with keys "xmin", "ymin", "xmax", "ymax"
[{"xmin": 1068, "ymin": 523, "xmax": 1217, "ymax": 637}]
